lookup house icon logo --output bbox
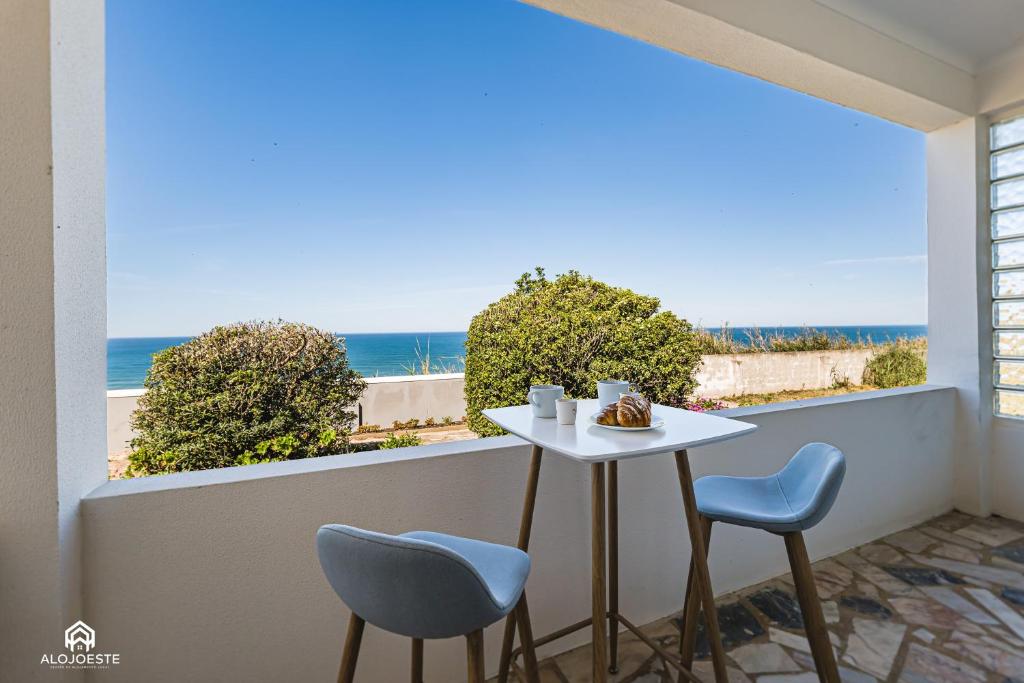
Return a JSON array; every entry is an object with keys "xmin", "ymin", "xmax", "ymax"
[
  {"xmin": 41, "ymin": 619, "xmax": 118, "ymax": 669},
  {"xmin": 64, "ymin": 621, "xmax": 95, "ymax": 653}
]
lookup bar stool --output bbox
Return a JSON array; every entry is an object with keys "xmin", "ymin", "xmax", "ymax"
[
  {"xmin": 316, "ymin": 525, "xmax": 541, "ymax": 683},
  {"xmin": 679, "ymin": 442, "xmax": 846, "ymax": 683}
]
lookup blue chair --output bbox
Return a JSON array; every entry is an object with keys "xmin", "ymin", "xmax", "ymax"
[
  {"xmin": 316, "ymin": 525, "xmax": 540, "ymax": 683},
  {"xmin": 679, "ymin": 443, "xmax": 846, "ymax": 683}
]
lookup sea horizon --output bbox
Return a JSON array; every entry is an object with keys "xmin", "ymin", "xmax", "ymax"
[{"xmin": 107, "ymin": 325, "xmax": 928, "ymax": 390}]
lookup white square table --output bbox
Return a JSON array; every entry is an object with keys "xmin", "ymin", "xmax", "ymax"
[{"xmin": 484, "ymin": 399, "xmax": 756, "ymax": 683}]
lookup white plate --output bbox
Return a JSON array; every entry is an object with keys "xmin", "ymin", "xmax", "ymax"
[{"xmin": 589, "ymin": 412, "xmax": 665, "ymax": 431}]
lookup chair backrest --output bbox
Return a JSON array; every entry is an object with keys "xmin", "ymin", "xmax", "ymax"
[
  {"xmin": 316, "ymin": 525, "xmax": 505, "ymax": 639},
  {"xmin": 777, "ymin": 442, "xmax": 846, "ymax": 531}
]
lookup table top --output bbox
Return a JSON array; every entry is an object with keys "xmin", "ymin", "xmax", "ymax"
[{"xmin": 482, "ymin": 399, "xmax": 756, "ymax": 462}]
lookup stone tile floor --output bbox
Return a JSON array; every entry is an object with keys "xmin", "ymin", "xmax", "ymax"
[{"xmin": 502, "ymin": 512, "xmax": 1024, "ymax": 682}]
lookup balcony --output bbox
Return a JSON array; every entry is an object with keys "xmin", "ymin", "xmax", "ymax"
[
  {"xmin": 7, "ymin": 1, "xmax": 1024, "ymax": 682},
  {"xmin": 83, "ymin": 386, "xmax": 960, "ymax": 680}
]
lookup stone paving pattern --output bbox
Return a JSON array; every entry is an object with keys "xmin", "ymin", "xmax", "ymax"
[{"xmin": 499, "ymin": 512, "xmax": 1024, "ymax": 682}]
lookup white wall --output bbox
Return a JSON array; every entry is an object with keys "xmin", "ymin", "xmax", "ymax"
[
  {"xmin": 992, "ymin": 419, "xmax": 1024, "ymax": 520},
  {"xmin": 107, "ymin": 350, "xmax": 889, "ymax": 456},
  {"xmin": 925, "ymin": 117, "xmax": 993, "ymax": 517},
  {"xmin": 82, "ymin": 386, "xmax": 954, "ymax": 682},
  {"xmin": 106, "ymin": 375, "xmax": 469, "ymax": 456},
  {"xmin": 696, "ymin": 349, "xmax": 875, "ymax": 398},
  {"xmin": 356, "ymin": 374, "xmax": 467, "ymax": 427},
  {"xmin": 0, "ymin": 1, "xmax": 106, "ymax": 680},
  {"xmin": 52, "ymin": 0, "xmax": 109, "ymax": 645},
  {"xmin": 0, "ymin": 3, "xmax": 63, "ymax": 675}
]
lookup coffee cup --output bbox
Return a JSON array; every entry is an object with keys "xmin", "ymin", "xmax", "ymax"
[
  {"xmin": 528, "ymin": 384, "xmax": 564, "ymax": 418},
  {"xmin": 597, "ymin": 379, "xmax": 630, "ymax": 408},
  {"xmin": 556, "ymin": 398, "xmax": 578, "ymax": 425}
]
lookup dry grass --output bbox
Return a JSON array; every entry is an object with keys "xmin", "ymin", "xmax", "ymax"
[
  {"xmin": 696, "ymin": 326, "xmax": 927, "ymax": 355},
  {"xmin": 721, "ymin": 384, "xmax": 878, "ymax": 407}
]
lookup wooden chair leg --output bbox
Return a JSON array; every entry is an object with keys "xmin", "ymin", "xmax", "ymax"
[
  {"xmin": 514, "ymin": 594, "xmax": 541, "ymax": 683},
  {"xmin": 784, "ymin": 532, "xmax": 840, "ymax": 683},
  {"xmin": 411, "ymin": 638, "xmax": 423, "ymax": 683},
  {"xmin": 466, "ymin": 630, "xmax": 486, "ymax": 683},
  {"xmin": 678, "ymin": 516, "xmax": 713, "ymax": 678},
  {"xmin": 675, "ymin": 451, "xmax": 728, "ymax": 683},
  {"xmin": 337, "ymin": 613, "xmax": 365, "ymax": 683}
]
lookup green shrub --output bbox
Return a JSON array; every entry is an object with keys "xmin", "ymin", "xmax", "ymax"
[
  {"xmin": 128, "ymin": 321, "xmax": 366, "ymax": 476},
  {"xmin": 379, "ymin": 432, "xmax": 422, "ymax": 449},
  {"xmin": 465, "ymin": 268, "xmax": 704, "ymax": 436},
  {"xmin": 863, "ymin": 343, "xmax": 927, "ymax": 388}
]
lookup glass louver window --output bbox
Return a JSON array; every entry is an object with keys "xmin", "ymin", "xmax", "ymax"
[{"xmin": 993, "ymin": 115, "xmax": 1024, "ymax": 417}]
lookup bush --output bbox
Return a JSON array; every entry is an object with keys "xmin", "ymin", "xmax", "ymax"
[
  {"xmin": 863, "ymin": 343, "xmax": 927, "ymax": 388},
  {"xmin": 465, "ymin": 268, "xmax": 704, "ymax": 436},
  {"xmin": 128, "ymin": 321, "xmax": 366, "ymax": 476},
  {"xmin": 379, "ymin": 432, "xmax": 422, "ymax": 449}
]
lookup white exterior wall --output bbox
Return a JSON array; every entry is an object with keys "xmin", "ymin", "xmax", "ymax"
[
  {"xmin": 107, "ymin": 350, "xmax": 889, "ymax": 456},
  {"xmin": 356, "ymin": 374, "xmax": 467, "ymax": 426},
  {"xmin": 925, "ymin": 117, "xmax": 993, "ymax": 517},
  {"xmin": 0, "ymin": 1, "xmax": 106, "ymax": 680},
  {"xmin": 695, "ymin": 349, "xmax": 876, "ymax": 398},
  {"xmin": 82, "ymin": 387, "xmax": 954, "ymax": 682},
  {"xmin": 106, "ymin": 375, "xmax": 470, "ymax": 456}
]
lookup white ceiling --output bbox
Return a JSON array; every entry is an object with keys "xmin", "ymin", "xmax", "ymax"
[{"xmin": 814, "ymin": 0, "xmax": 1024, "ymax": 73}]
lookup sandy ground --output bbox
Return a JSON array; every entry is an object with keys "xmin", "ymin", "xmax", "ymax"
[{"xmin": 108, "ymin": 424, "xmax": 479, "ymax": 479}]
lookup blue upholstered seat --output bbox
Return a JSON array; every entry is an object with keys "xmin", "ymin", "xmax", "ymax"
[
  {"xmin": 316, "ymin": 525, "xmax": 530, "ymax": 640},
  {"xmin": 694, "ymin": 442, "xmax": 846, "ymax": 533}
]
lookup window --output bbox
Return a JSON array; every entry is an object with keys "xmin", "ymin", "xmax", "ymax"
[{"xmin": 991, "ymin": 115, "xmax": 1024, "ymax": 417}]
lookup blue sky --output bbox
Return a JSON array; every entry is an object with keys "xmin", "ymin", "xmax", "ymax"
[{"xmin": 106, "ymin": 0, "xmax": 926, "ymax": 337}]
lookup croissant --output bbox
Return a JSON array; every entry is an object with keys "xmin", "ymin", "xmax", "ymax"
[
  {"xmin": 616, "ymin": 395, "xmax": 652, "ymax": 428},
  {"xmin": 596, "ymin": 403, "xmax": 619, "ymax": 425}
]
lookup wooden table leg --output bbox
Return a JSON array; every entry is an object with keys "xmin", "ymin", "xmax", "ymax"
[
  {"xmin": 608, "ymin": 460, "xmax": 619, "ymax": 674},
  {"xmin": 674, "ymin": 450, "xmax": 728, "ymax": 683},
  {"xmin": 498, "ymin": 445, "xmax": 544, "ymax": 683},
  {"xmin": 591, "ymin": 462, "xmax": 609, "ymax": 683}
]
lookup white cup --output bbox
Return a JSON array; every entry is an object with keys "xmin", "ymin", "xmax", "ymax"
[
  {"xmin": 556, "ymin": 398, "xmax": 578, "ymax": 425},
  {"xmin": 597, "ymin": 379, "xmax": 630, "ymax": 408},
  {"xmin": 528, "ymin": 384, "xmax": 564, "ymax": 418}
]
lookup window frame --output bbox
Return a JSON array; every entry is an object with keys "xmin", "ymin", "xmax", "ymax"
[{"xmin": 990, "ymin": 114, "xmax": 1024, "ymax": 418}]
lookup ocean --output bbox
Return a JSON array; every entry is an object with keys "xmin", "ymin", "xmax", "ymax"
[{"xmin": 106, "ymin": 325, "xmax": 927, "ymax": 390}]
